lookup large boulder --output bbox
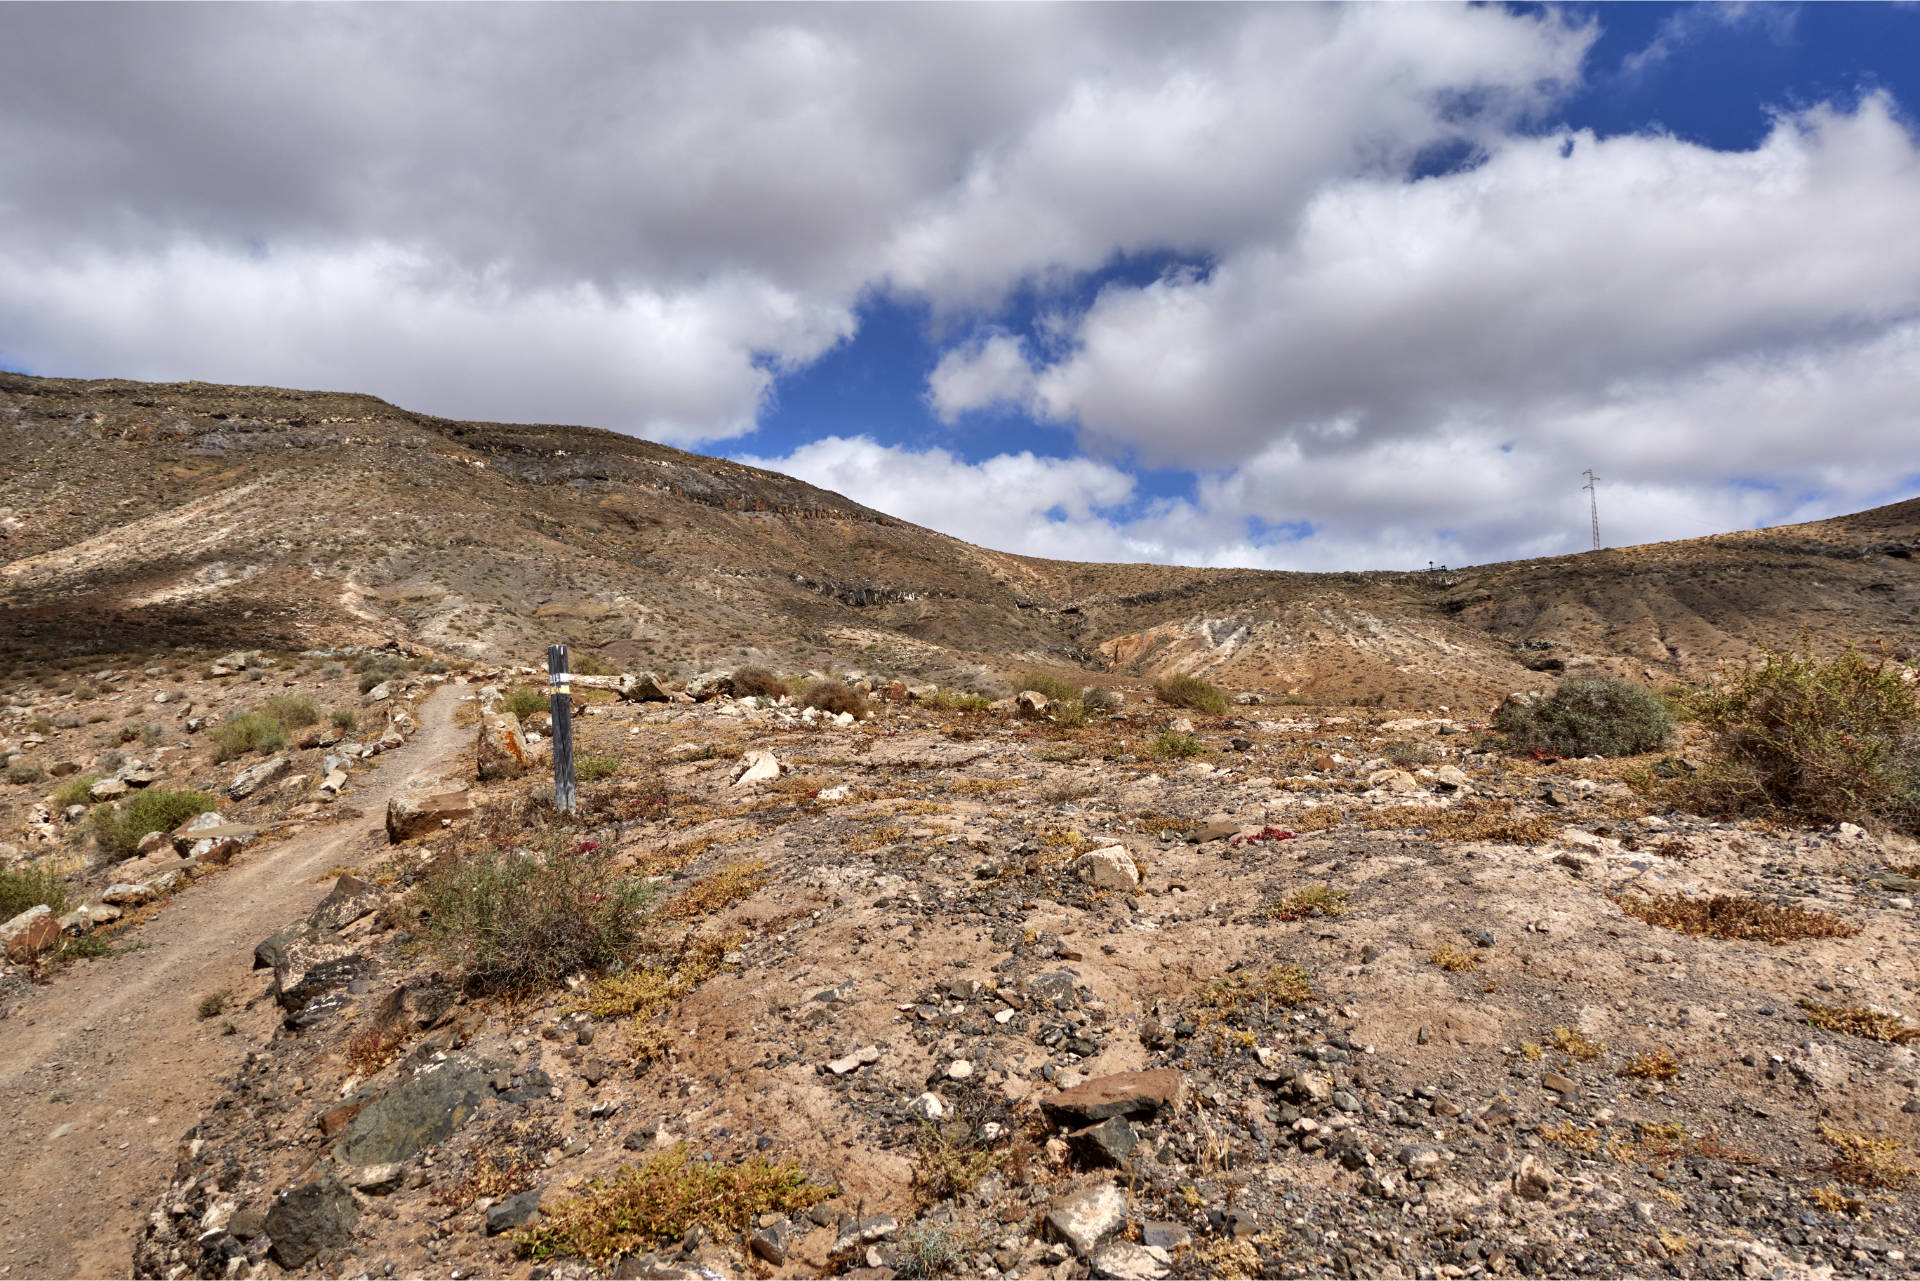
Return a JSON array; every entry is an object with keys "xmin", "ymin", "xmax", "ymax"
[
  {"xmin": 476, "ymin": 708, "xmax": 532, "ymax": 781},
  {"xmin": 335, "ymin": 1055, "xmax": 495, "ymax": 1166},
  {"xmin": 1041, "ymin": 1069, "xmax": 1186, "ymax": 1129},
  {"xmin": 385, "ymin": 775, "xmax": 472, "ymax": 842},
  {"xmin": 616, "ymin": 671, "xmax": 671, "ymax": 702},
  {"xmin": 264, "ymin": 1175, "xmax": 358, "ymax": 1268},
  {"xmin": 1, "ymin": 905, "xmax": 60, "ymax": 961},
  {"xmin": 228, "ymin": 754, "xmax": 290, "ymax": 800},
  {"xmin": 1075, "ymin": 846, "xmax": 1140, "ymax": 890}
]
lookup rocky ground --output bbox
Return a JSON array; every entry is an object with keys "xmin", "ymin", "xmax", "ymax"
[{"xmin": 9, "ymin": 659, "xmax": 1913, "ymax": 1279}]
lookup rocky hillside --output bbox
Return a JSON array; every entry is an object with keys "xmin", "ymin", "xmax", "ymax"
[{"xmin": 4, "ymin": 372, "xmax": 1918, "ymax": 707}]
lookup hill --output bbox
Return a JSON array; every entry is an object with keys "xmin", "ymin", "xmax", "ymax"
[{"xmin": 4, "ymin": 371, "xmax": 1917, "ymax": 706}]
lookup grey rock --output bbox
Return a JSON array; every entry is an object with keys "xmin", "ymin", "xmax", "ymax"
[
  {"xmin": 264, "ymin": 1176, "xmax": 357, "ymax": 1268},
  {"xmin": 1045, "ymin": 1184, "xmax": 1127, "ymax": 1257},
  {"xmin": 335, "ymin": 1056, "xmax": 494, "ymax": 1166},
  {"xmin": 1069, "ymin": 1116, "xmax": 1138, "ymax": 1166},
  {"xmin": 486, "ymin": 1187, "xmax": 544, "ymax": 1235},
  {"xmin": 228, "ymin": 754, "xmax": 290, "ymax": 800}
]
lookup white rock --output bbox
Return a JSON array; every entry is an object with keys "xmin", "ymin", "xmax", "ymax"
[
  {"xmin": 731, "ymin": 750, "xmax": 780, "ymax": 788},
  {"xmin": 908, "ymin": 1092, "xmax": 948, "ymax": 1121},
  {"xmin": 946, "ymin": 1059, "xmax": 973, "ymax": 1081},
  {"xmin": 816, "ymin": 784, "xmax": 851, "ymax": 801},
  {"xmin": 826, "ymin": 1045, "xmax": 881, "ymax": 1076},
  {"xmin": 1091, "ymin": 1242, "xmax": 1170, "ymax": 1280},
  {"xmin": 1075, "ymin": 845, "xmax": 1140, "ymax": 890},
  {"xmin": 1045, "ymin": 1184, "xmax": 1128, "ymax": 1256}
]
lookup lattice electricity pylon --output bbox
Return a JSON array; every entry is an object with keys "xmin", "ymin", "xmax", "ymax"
[{"xmin": 1581, "ymin": 469, "xmax": 1602, "ymax": 551}]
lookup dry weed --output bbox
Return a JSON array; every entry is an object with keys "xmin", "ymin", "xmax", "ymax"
[
  {"xmin": 1620, "ymin": 1047, "xmax": 1682, "ymax": 1080},
  {"xmin": 1819, "ymin": 1126, "xmax": 1917, "ymax": 1189},
  {"xmin": 1611, "ymin": 892, "xmax": 1859, "ymax": 942},
  {"xmin": 1258, "ymin": 884, "xmax": 1350, "ymax": 921},
  {"xmin": 1550, "ymin": 1026, "xmax": 1606, "ymax": 1060},
  {"xmin": 1362, "ymin": 799, "xmax": 1556, "ymax": 844},
  {"xmin": 1430, "ymin": 943, "xmax": 1478, "ymax": 972},
  {"xmin": 1800, "ymin": 999, "xmax": 1919, "ymax": 1045}
]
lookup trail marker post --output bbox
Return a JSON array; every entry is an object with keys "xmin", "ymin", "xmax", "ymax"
[{"xmin": 547, "ymin": 643, "xmax": 577, "ymax": 814}]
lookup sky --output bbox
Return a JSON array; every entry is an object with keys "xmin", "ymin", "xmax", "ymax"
[{"xmin": 3, "ymin": 2, "xmax": 1919, "ymax": 572}]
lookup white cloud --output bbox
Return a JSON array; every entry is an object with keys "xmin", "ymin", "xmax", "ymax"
[
  {"xmin": 0, "ymin": 4, "xmax": 1589, "ymax": 439},
  {"xmin": 0, "ymin": 242, "xmax": 852, "ymax": 443},
  {"xmin": 1022, "ymin": 96, "xmax": 1920, "ymax": 466},
  {"xmin": 1622, "ymin": 3, "xmax": 1798, "ymax": 79},
  {"xmin": 926, "ymin": 332, "xmax": 1039, "ymax": 422}
]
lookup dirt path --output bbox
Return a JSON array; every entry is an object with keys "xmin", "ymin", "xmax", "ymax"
[{"xmin": 0, "ymin": 686, "xmax": 466, "ymax": 1280}]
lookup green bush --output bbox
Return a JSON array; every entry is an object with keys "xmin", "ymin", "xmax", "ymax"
[
  {"xmin": 1685, "ymin": 645, "xmax": 1920, "ymax": 832},
  {"xmin": 923, "ymin": 690, "xmax": 990, "ymax": 713},
  {"xmin": 4, "ymin": 761, "xmax": 45, "ymax": 785},
  {"xmin": 1082, "ymin": 686, "xmax": 1125, "ymax": 715},
  {"xmin": 800, "ymin": 679, "xmax": 868, "ymax": 719},
  {"xmin": 0, "ymin": 863, "xmax": 68, "ymax": 920},
  {"xmin": 1153, "ymin": 674, "xmax": 1230, "ymax": 716},
  {"xmin": 91, "ymin": 787, "xmax": 217, "ymax": 859},
  {"xmin": 418, "ymin": 847, "xmax": 653, "ymax": 992},
  {"xmin": 212, "ymin": 711, "xmax": 287, "ymax": 762},
  {"xmin": 575, "ymin": 754, "xmax": 621, "ymax": 782},
  {"xmin": 1153, "ymin": 731, "xmax": 1205, "ymax": 758},
  {"xmin": 51, "ymin": 772, "xmax": 102, "ymax": 808},
  {"xmin": 503, "ymin": 688, "xmax": 548, "ymax": 721},
  {"xmin": 115, "ymin": 723, "xmax": 141, "ymax": 744},
  {"xmin": 731, "ymin": 665, "xmax": 788, "ymax": 699},
  {"xmin": 331, "ymin": 707, "xmax": 357, "ymax": 731},
  {"xmin": 1493, "ymin": 676, "xmax": 1674, "ymax": 758},
  {"xmin": 1017, "ymin": 671, "xmax": 1081, "ymax": 703},
  {"xmin": 571, "ymin": 652, "xmax": 614, "ymax": 677},
  {"xmin": 261, "ymin": 693, "xmax": 320, "ymax": 727}
]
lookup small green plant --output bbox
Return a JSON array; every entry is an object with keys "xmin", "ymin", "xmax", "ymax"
[
  {"xmin": 212, "ymin": 711, "xmax": 287, "ymax": 762},
  {"xmin": 1017, "ymin": 671, "xmax": 1081, "ymax": 703},
  {"xmin": 923, "ymin": 689, "xmax": 990, "ymax": 713},
  {"xmin": 197, "ymin": 988, "xmax": 232, "ymax": 1020},
  {"xmin": 502, "ymin": 688, "xmax": 547, "ymax": 721},
  {"xmin": 1493, "ymin": 676, "xmax": 1674, "ymax": 758},
  {"xmin": 571, "ymin": 652, "xmax": 614, "ymax": 677},
  {"xmin": 417, "ymin": 846, "xmax": 653, "ymax": 992},
  {"xmin": 518, "ymin": 1145, "xmax": 829, "ymax": 1264},
  {"xmin": 0, "ymin": 863, "xmax": 68, "ymax": 919},
  {"xmin": 1152, "ymin": 731, "xmax": 1204, "ymax": 758},
  {"xmin": 1684, "ymin": 644, "xmax": 1920, "ymax": 832},
  {"xmin": 575, "ymin": 754, "xmax": 621, "ymax": 782},
  {"xmin": 1153, "ymin": 673, "xmax": 1230, "ymax": 716},
  {"xmin": 5, "ymin": 761, "xmax": 45, "ymax": 785},
  {"xmin": 261, "ymin": 693, "xmax": 320, "ymax": 728},
  {"xmin": 90, "ymin": 787, "xmax": 217, "ymax": 859},
  {"xmin": 115, "ymin": 723, "xmax": 141, "ymax": 744},
  {"xmin": 51, "ymin": 772, "xmax": 102, "ymax": 808},
  {"xmin": 330, "ymin": 707, "xmax": 357, "ymax": 731}
]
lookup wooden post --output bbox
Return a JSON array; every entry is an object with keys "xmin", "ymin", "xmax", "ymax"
[{"xmin": 547, "ymin": 643, "xmax": 577, "ymax": 814}]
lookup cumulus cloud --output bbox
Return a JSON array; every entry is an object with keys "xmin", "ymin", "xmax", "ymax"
[
  {"xmin": 1022, "ymin": 96, "xmax": 1920, "ymax": 469},
  {"xmin": 926, "ymin": 332, "xmax": 1040, "ymax": 422},
  {"xmin": 0, "ymin": 3, "xmax": 1587, "ymax": 439}
]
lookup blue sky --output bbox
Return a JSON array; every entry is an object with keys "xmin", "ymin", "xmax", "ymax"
[{"xmin": 3, "ymin": 3, "xmax": 1919, "ymax": 570}]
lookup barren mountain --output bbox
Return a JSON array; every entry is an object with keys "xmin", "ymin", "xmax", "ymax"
[{"xmin": 4, "ymin": 372, "xmax": 1917, "ymax": 703}]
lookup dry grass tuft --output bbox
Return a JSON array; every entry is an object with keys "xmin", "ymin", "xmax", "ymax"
[
  {"xmin": 1620, "ymin": 1046, "xmax": 1682, "ymax": 1080},
  {"xmin": 1800, "ymin": 999, "xmax": 1920, "ymax": 1045},
  {"xmin": 517, "ymin": 1145, "xmax": 829, "ymax": 1263},
  {"xmin": 843, "ymin": 823, "xmax": 905, "ymax": 853},
  {"xmin": 1808, "ymin": 1185, "xmax": 1869, "ymax": 1217},
  {"xmin": 1819, "ymin": 1125, "xmax": 1917, "ymax": 1190},
  {"xmin": 1288, "ymin": 805, "xmax": 1345, "ymax": 834},
  {"xmin": 658, "ymin": 860, "xmax": 769, "ymax": 922},
  {"xmin": 1549, "ymin": 1026, "xmax": 1605, "ymax": 1060},
  {"xmin": 1258, "ymin": 884, "xmax": 1350, "ymax": 921},
  {"xmin": 1187, "ymin": 964, "xmax": 1312, "ymax": 1051},
  {"xmin": 1611, "ymin": 892, "xmax": 1859, "ymax": 943},
  {"xmin": 1540, "ymin": 1121, "xmax": 1601, "ymax": 1152},
  {"xmin": 1361, "ymin": 799, "xmax": 1557, "ymax": 844},
  {"xmin": 1430, "ymin": 943, "xmax": 1478, "ymax": 972}
]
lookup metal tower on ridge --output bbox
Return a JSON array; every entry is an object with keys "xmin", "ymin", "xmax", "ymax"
[{"xmin": 1582, "ymin": 469, "xmax": 1602, "ymax": 551}]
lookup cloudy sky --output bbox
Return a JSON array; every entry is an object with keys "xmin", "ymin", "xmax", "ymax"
[{"xmin": 4, "ymin": 3, "xmax": 1919, "ymax": 571}]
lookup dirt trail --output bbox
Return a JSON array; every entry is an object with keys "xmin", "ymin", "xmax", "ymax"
[{"xmin": 0, "ymin": 687, "xmax": 465, "ymax": 1279}]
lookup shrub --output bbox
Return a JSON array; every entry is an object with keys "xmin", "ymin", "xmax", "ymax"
[
  {"xmin": 1611, "ymin": 892, "xmax": 1858, "ymax": 943},
  {"xmin": 321, "ymin": 661, "xmax": 346, "ymax": 679},
  {"xmin": 4, "ymin": 761, "xmax": 45, "ymax": 785},
  {"xmin": 261, "ymin": 693, "xmax": 320, "ymax": 728},
  {"xmin": 1493, "ymin": 676, "xmax": 1673, "ymax": 758},
  {"xmin": 1017, "ymin": 671, "xmax": 1080, "ymax": 703},
  {"xmin": 1152, "ymin": 731, "xmax": 1204, "ymax": 758},
  {"xmin": 1684, "ymin": 645, "xmax": 1920, "ymax": 832},
  {"xmin": 331, "ymin": 707, "xmax": 357, "ymax": 731},
  {"xmin": 51, "ymin": 773, "xmax": 101, "ymax": 808},
  {"xmin": 99, "ymin": 750, "xmax": 126, "ymax": 773},
  {"xmin": 0, "ymin": 863, "xmax": 68, "ymax": 920},
  {"xmin": 91, "ymin": 787, "xmax": 217, "ymax": 859},
  {"xmin": 1153, "ymin": 673, "xmax": 1230, "ymax": 716},
  {"xmin": 115, "ymin": 723, "xmax": 141, "ymax": 744},
  {"xmin": 800, "ymin": 679, "xmax": 868, "ymax": 719},
  {"xmin": 730, "ymin": 665, "xmax": 787, "ymax": 699},
  {"xmin": 502, "ymin": 688, "xmax": 547, "ymax": 721},
  {"xmin": 571, "ymin": 652, "xmax": 613, "ymax": 677},
  {"xmin": 1083, "ymin": 686, "xmax": 1125, "ymax": 715},
  {"xmin": 212, "ymin": 711, "xmax": 287, "ymax": 762},
  {"xmin": 519, "ymin": 1145, "xmax": 829, "ymax": 1264},
  {"xmin": 140, "ymin": 722, "xmax": 163, "ymax": 747},
  {"xmin": 417, "ymin": 847, "xmax": 653, "ymax": 992},
  {"xmin": 575, "ymin": 754, "xmax": 621, "ymax": 782},
  {"xmin": 358, "ymin": 668, "xmax": 401, "ymax": 694},
  {"xmin": 923, "ymin": 690, "xmax": 990, "ymax": 713}
]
